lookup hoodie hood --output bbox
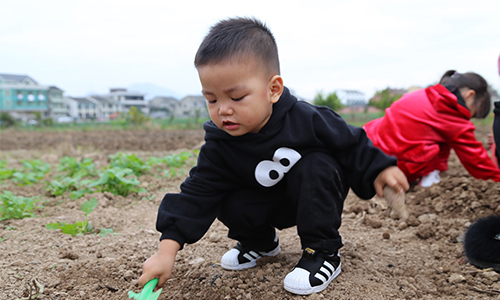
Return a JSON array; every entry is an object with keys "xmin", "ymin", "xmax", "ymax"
[
  {"xmin": 425, "ymin": 84, "xmax": 471, "ymax": 120},
  {"xmin": 203, "ymin": 87, "xmax": 297, "ymax": 141}
]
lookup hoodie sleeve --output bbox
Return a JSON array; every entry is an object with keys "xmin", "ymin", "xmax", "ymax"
[
  {"xmin": 312, "ymin": 106, "xmax": 397, "ymax": 199},
  {"xmin": 156, "ymin": 143, "xmax": 234, "ymax": 248},
  {"xmin": 450, "ymin": 122, "xmax": 500, "ymax": 181}
]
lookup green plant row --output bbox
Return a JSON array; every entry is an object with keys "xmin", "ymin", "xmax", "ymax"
[
  {"xmin": 1, "ymin": 151, "xmax": 197, "ymax": 201},
  {"xmin": 0, "ymin": 159, "xmax": 51, "ymax": 186},
  {"xmin": 0, "ymin": 151, "xmax": 198, "ymax": 224},
  {"xmin": 0, "ymin": 191, "xmax": 40, "ymax": 221}
]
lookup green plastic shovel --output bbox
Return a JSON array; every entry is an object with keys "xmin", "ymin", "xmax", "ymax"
[{"xmin": 128, "ymin": 278, "xmax": 162, "ymax": 300}]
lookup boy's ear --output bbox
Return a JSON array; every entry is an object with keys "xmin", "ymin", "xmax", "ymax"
[{"xmin": 269, "ymin": 75, "xmax": 284, "ymax": 103}]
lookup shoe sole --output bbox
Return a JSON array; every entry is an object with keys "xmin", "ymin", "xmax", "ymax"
[{"xmin": 284, "ymin": 262, "xmax": 341, "ymax": 295}]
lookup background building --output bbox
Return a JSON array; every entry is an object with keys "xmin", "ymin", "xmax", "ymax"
[
  {"xmin": 0, "ymin": 74, "xmax": 52, "ymax": 121},
  {"xmin": 47, "ymin": 86, "xmax": 66, "ymax": 118}
]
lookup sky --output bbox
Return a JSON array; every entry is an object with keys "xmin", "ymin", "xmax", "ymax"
[{"xmin": 1, "ymin": 0, "xmax": 500, "ymax": 101}]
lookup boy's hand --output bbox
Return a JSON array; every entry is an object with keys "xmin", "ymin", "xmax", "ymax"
[
  {"xmin": 374, "ymin": 166, "xmax": 410, "ymax": 221},
  {"xmin": 373, "ymin": 166, "xmax": 409, "ymax": 197},
  {"xmin": 139, "ymin": 239, "xmax": 181, "ymax": 290}
]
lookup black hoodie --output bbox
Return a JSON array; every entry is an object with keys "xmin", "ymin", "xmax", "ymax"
[{"xmin": 156, "ymin": 87, "xmax": 396, "ymax": 248}]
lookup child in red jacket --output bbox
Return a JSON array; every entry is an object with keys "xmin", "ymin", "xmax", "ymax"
[{"xmin": 364, "ymin": 70, "xmax": 500, "ymax": 186}]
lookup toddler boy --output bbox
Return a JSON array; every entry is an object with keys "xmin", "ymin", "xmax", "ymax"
[{"xmin": 139, "ymin": 17, "xmax": 409, "ymax": 295}]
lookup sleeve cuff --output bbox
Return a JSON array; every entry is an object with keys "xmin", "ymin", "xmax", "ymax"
[{"xmin": 160, "ymin": 231, "xmax": 186, "ymax": 250}]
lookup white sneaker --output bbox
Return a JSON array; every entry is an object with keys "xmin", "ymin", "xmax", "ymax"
[
  {"xmin": 221, "ymin": 238, "xmax": 281, "ymax": 270},
  {"xmin": 284, "ymin": 248, "xmax": 341, "ymax": 295},
  {"xmin": 419, "ymin": 170, "xmax": 441, "ymax": 187}
]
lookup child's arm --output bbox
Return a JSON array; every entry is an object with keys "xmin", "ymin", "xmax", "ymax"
[
  {"xmin": 138, "ymin": 239, "xmax": 181, "ymax": 289},
  {"xmin": 373, "ymin": 165, "xmax": 409, "ymax": 197}
]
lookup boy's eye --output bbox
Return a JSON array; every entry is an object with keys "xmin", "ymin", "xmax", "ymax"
[
  {"xmin": 207, "ymin": 99, "xmax": 217, "ymax": 104},
  {"xmin": 232, "ymin": 96, "xmax": 244, "ymax": 101}
]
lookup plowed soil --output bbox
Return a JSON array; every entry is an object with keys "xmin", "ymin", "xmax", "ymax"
[{"xmin": 1, "ymin": 126, "xmax": 499, "ymax": 300}]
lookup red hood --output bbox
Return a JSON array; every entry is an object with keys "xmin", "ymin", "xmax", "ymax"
[{"xmin": 425, "ymin": 84, "xmax": 471, "ymax": 120}]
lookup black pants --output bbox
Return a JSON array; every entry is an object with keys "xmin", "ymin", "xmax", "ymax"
[
  {"xmin": 494, "ymin": 101, "xmax": 500, "ymax": 164},
  {"xmin": 218, "ymin": 152, "xmax": 349, "ymax": 254}
]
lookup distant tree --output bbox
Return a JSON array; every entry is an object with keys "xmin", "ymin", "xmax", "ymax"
[
  {"xmin": 368, "ymin": 88, "xmax": 404, "ymax": 110},
  {"xmin": 33, "ymin": 112, "xmax": 42, "ymax": 126},
  {"xmin": 42, "ymin": 117, "xmax": 53, "ymax": 126},
  {"xmin": 0, "ymin": 112, "xmax": 16, "ymax": 128},
  {"xmin": 126, "ymin": 107, "xmax": 150, "ymax": 125},
  {"xmin": 313, "ymin": 91, "xmax": 343, "ymax": 111}
]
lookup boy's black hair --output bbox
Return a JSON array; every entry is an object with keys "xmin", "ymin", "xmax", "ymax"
[
  {"xmin": 463, "ymin": 215, "xmax": 500, "ymax": 272},
  {"xmin": 194, "ymin": 17, "xmax": 280, "ymax": 75},
  {"xmin": 440, "ymin": 70, "xmax": 491, "ymax": 118}
]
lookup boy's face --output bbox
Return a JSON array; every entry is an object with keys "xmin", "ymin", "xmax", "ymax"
[{"xmin": 198, "ymin": 57, "xmax": 283, "ymax": 136}]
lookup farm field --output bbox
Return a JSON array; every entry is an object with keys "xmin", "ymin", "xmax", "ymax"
[{"xmin": 1, "ymin": 126, "xmax": 499, "ymax": 300}]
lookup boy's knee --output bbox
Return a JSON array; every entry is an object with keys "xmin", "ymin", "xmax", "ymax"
[{"xmin": 218, "ymin": 190, "xmax": 275, "ymax": 228}]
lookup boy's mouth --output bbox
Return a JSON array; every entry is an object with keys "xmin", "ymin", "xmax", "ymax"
[{"xmin": 222, "ymin": 120, "xmax": 239, "ymax": 130}]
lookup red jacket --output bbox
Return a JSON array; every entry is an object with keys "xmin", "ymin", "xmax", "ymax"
[{"xmin": 364, "ymin": 84, "xmax": 500, "ymax": 182}]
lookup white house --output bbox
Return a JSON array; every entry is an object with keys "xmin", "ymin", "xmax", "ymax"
[
  {"xmin": 176, "ymin": 95, "xmax": 207, "ymax": 118},
  {"xmin": 67, "ymin": 97, "xmax": 100, "ymax": 120},
  {"xmin": 149, "ymin": 96, "xmax": 178, "ymax": 118},
  {"xmin": 104, "ymin": 88, "xmax": 149, "ymax": 114},
  {"xmin": 48, "ymin": 86, "xmax": 67, "ymax": 118},
  {"xmin": 89, "ymin": 95, "xmax": 120, "ymax": 119},
  {"xmin": 65, "ymin": 97, "xmax": 79, "ymax": 119}
]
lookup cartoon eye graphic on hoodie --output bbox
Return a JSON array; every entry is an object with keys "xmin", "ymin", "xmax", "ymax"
[{"xmin": 255, "ymin": 147, "xmax": 301, "ymax": 187}]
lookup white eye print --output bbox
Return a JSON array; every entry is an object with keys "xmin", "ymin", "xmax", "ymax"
[{"xmin": 255, "ymin": 148, "xmax": 301, "ymax": 187}]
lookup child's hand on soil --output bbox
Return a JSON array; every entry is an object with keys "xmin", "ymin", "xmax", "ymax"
[
  {"xmin": 374, "ymin": 166, "xmax": 410, "ymax": 221},
  {"xmin": 373, "ymin": 166, "xmax": 409, "ymax": 197},
  {"xmin": 139, "ymin": 239, "xmax": 181, "ymax": 289}
]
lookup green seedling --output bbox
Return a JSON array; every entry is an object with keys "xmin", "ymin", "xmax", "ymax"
[
  {"xmin": 163, "ymin": 151, "xmax": 195, "ymax": 168},
  {"xmin": 70, "ymin": 188, "xmax": 92, "ymax": 200},
  {"xmin": 11, "ymin": 159, "xmax": 51, "ymax": 186},
  {"xmin": 57, "ymin": 156, "xmax": 96, "ymax": 178},
  {"xmin": 145, "ymin": 156, "xmax": 164, "ymax": 166},
  {"xmin": 87, "ymin": 167, "xmax": 147, "ymax": 197},
  {"xmin": 109, "ymin": 153, "xmax": 150, "ymax": 176},
  {"xmin": 21, "ymin": 159, "xmax": 51, "ymax": 173},
  {"xmin": 146, "ymin": 151, "xmax": 197, "ymax": 179},
  {"xmin": 128, "ymin": 278, "xmax": 162, "ymax": 300},
  {"xmin": 99, "ymin": 228, "xmax": 117, "ymax": 237},
  {"xmin": 141, "ymin": 194, "xmax": 155, "ymax": 201},
  {"xmin": 45, "ymin": 176, "xmax": 83, "ymax": 196},
  {"xmin": 11, "ymin": 172, "xmax": 41, "ymax": 186},
  {"xmin": 0, "ymin": 191, "xmax": 40, "ymax": 221},
  {"xmin": 46, "ymin": 198, "xmax": 98, "ymax": 236},
  {"xmin": 0, "ymin": 160, "xmax": 15, "ymax": 180}
]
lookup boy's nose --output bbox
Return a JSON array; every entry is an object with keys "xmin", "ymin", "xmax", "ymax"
[{"xmin": 219, "ymin": 104, "xmax": 233, "ymax": 115}]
